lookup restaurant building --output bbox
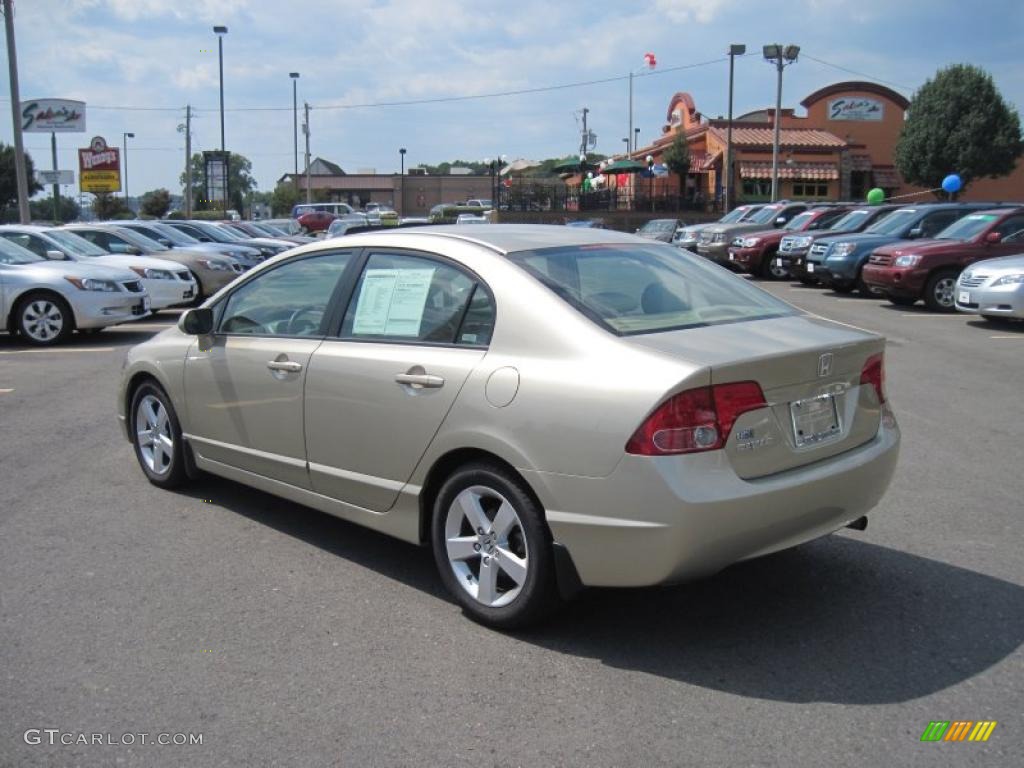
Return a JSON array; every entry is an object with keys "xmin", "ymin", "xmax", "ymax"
[{"xmin": 633, "ymin": 81, "xmax": 1022, "ymax": 206}]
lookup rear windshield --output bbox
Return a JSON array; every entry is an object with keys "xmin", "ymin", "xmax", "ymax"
[
  {"xmin": 935, "ymin": 213, "xmax": 999, "ymax": 241},
  {"xmin": 507, "ymin": 244, "xmax": 796, "ymax": 335},
  {"xmin": 830, "ymin": 209, "xmax": 872, "ymax": 231},
  {"xmin": 865, "ymin": 208, "xmax": 918, "ymax": 235},
  {"xmin": 749, "ymin": 206, "xmax": 783, "ymax": 224}
]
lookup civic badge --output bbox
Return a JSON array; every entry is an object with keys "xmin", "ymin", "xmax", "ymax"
[{"xmin": 818, "ymin": 352, "xmax": 834, "ymax": 378}]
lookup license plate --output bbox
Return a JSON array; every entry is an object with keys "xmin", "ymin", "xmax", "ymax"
[
  {"xmin": 791, "ymin": 394, "xmax": 841, "ymax": 447},
  {"xmin": 728, "ymin": 253, "xmax": 735, "ymax": 261},
  {"xmin": 806, "ymin": 263, "xmax": 815, "ymax": 273},
  {"xmin": 958, "ymin": 290, "xmax": 970, "ymax": 304},
  {"xmin": 183, "ymin": 288, "xmax": 194, "ymax": 299},
  {"xmin": 143, "ymin": 296, "xmax": 151, "ymax": 312},
  {"xmin": 774, "ymin": 258, "xmax": 783, "ymax": 268}
]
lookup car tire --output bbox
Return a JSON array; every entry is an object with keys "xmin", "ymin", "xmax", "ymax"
[
  {"xmin": 129, "ymin": 381, "xmax": 188, "ymax": 489},
  {"xmin": 15, "ymin": 291, "xmax": 74, "ymax": 346},
  {"xmin": 759, "ymin": 252, "xmax": 785, "ymax": 280},
  {"xmin": 431, "ymin": 463, "xmax": 560, "ymax": 629},
  {"xmin": 887, "ymin": 295, "xmax": 918, "ymax": 307},
  {"xmin": 797, "ymin": 276, "xmax": 818, "ymax": 286},
  {"xmin": 923, "ymin": 269, "xmax": 959, "ymax": 312},
  {"xmin": 831, "ymin": 280, "xmax": 855, "ymax": 294}
]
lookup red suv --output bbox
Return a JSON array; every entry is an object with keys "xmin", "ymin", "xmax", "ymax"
[
  {"xmin": 727, "ymin": 206, "xmax": 851, "ymax": 278},
  {"xmin": 862, "ymin": 207, "xmax": 1024, "ymax": 311},
  {"xmin": 297, "ymin": 210, "xmax": 338, "ymax": 233}
]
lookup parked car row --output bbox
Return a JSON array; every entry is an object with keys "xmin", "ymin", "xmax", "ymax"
[
  {"xmin": 677, "ymin": 201, "xmax": 1024, "ymax": 318},
  {"xmin": 0, "ymin": 218, "xmax": 314, "ymax": 346}
]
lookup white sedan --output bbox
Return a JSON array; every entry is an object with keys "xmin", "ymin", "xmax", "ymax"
[
  {"xmin": 955, "ymin": 254, "xmax": 1024, "ymax": 320},
  {"xmin": 0, "ymin": 225, "xmax": 196, "ymax": 310}
]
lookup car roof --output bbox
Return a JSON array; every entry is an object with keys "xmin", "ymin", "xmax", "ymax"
[
  {"xmin": 333, "ymin": 224, "xmax": 644, "ymax": 255},
  {"xmin": 0, "ymin": 223, "xmax": 58, "ymax": 233}
]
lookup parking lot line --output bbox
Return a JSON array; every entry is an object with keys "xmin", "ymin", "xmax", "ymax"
[
  {"xmin": 0, "ymin": 346, "xmax": 117, "ymax": 355},
  {"xmin": 899, "ymin": 314, "xmax": 966, "ymax": 318},
  {"xmin": 114, "ymin": 323, "xmax": 175, "ymax": 330},
  {"xmin": 0, "ymin": 388, "xmax": 13, "ymax": 394},
  {"xmin": 989, "ymin": 335, "xmax": 1024, "ymax": 339}
]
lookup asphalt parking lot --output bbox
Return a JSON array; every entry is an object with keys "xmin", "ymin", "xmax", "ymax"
[{"xmin": 2, "ymin": 281, "xmax": 1022, "ymax": 767}]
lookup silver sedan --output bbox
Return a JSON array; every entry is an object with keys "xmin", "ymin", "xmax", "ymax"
[
  {"xmin": 1, "ymin": 238, "xmax": 150, "ymax": 345},
  {"xmin": 117, "ymin": 225, "xmax": 900, "ymax": 627},
  {"xmin": 955, "ymin": 254, "xmax": 1024, "ymax": 320}
]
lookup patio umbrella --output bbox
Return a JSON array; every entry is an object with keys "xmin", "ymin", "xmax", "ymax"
[
  {"xmin": 602, "ymin": 159, "xmax": 647, "ymax": 174},
  {"xmin": 500, "ymin": 158, "xmax": 540, "ymax": 175},
  {"xmin": 552, "ymin": 157, "xmax": 594, "ymax": 173}
]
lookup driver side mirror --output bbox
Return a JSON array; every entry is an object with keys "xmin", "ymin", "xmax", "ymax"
[
  {"xmin": 109, "ymin": 242, "xmax": 142, "ymax": 255},
  {"xmin": 775, "ymin": 216, "xmax": 787, "ymax": 226},
  {"xmin": 158, "ymin": 238, "xmax": 173, "ymax": 247},
  {"xmin": 985, "ymin": 231, "xmax": 1002, "ymax": 244},
  {"xmin": 179, "ymin": 307, "xmax": 214, "ymax": 335},
  {"xmin": 44, "ymin": 249, "xmax": 66, "ymax": 260},
  {"xmin": 908, "ymin": 227, "xmax": 923, "ymax": 239}
]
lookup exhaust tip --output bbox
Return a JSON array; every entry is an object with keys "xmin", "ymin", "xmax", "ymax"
[{"xmin": 845, "ymin": 516, "xmax": 868, "ymax": 531}]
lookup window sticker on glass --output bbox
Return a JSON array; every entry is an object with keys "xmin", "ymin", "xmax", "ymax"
[{"xmin": 352, "ymin": 268, "xmax": 436, "ymax": 336}]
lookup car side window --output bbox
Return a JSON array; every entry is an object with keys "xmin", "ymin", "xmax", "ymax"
[
  {"xmin": 76, "ymin": 230, "xmax": 110, "ymax": 249},
  {"xmin": 1, "ymin": 233, "xmax": 45, "ymax": 256},
  {"xmin": 994, "ymin": 215, "xmax": 1024, "ymax": 241},
  {"xmin": 218, "ymin": 252, "xmax": 352, "ymax": 337},
  {"xmin": 920, "ymin": 212, "xmax": 958, "ymax": 237},
  {"xmin": 340, "ymin": 252, "xmax": 488, "ymax": 345}
]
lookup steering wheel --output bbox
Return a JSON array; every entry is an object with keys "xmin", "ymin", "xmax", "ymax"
[{"xmin": 285, "ymin": 306, "xmax": 323, "ymax": 335}]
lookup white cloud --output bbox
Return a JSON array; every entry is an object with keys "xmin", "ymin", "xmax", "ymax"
[{"xmin": 652, "ymin": 0, "xmax": 732, "ymax": 24}]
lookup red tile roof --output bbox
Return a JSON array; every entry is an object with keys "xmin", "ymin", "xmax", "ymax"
[{"xmin": 711, "ymin": 126, "xmax": 847, "ymax": 149}]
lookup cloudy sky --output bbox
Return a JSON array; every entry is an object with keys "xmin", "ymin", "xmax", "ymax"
[{"xmin": 2, "ymin": 0, "xmax": 1021, "ymax": 198}]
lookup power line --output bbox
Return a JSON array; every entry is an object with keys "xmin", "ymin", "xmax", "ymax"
[{"xmin": 799, "ymin": 54, "xmax": 915, "ymax": 92}]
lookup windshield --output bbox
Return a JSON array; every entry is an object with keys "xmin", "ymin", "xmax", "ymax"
[
  {"xmin": 113, "ymin": 228, "xmax": 168, "ymax": 251},
  {"xmin": 720, "ymin": 208, "xmax": 748, "ymax": 224},
  {"xmin": 830, "ymin": 209, "xmax": 872, "ymax": 232},
  {"xmin": 150, "ymin": 222, "xmax": 200, "ymax": 244},
  {"xmin": 250, "ymin": 223, "xmax": 281, "ymax": 237},
  {"xmin": 507, "ymin": 244, "xmax": 796, "ymax": 335},
  {"xmin": 865, "ymin": 209, "xmax": 918, "ymax": 235},
  {"xmin": 640, "ymin": 220, "xmax": 676, "ymax": 233},
  {"xmin": 736, "ymin": 206, "xmax": 765, "ymax": 222},
  {"xmin": 0, "ymin": 237, "xmax": 42, "ymax": 264},
  {"xmin": 750, "ymin": 206, "xmax": 783, "ymax": 225},
  {"xmin": 46, "ymin": 229, "xmax": 109, "ymax": 257},
  {"xmin": 266, "ymin": 219, "xmax": 300, "ymax": 235},
  {"xmin": 187, "ymin": 221, "xmax": 236, "ymax": 243},
  {"xmin": 935, "ymin": 213, "xmax": 1000, "ymax": 241},
  {"xmin": 209, "ymin": 223, "xmax": 247, "ymax": 241},
  {"xmin": 784, "ymin": 212, "xmax": 816, "ymax": 231}
]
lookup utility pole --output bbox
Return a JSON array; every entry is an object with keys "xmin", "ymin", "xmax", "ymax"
[
  {"xmin": 50, "ymin": 132, "xmax": 60, "ymax": 224},
  {"xmin": 184, "ymin": 105, "xmax": 193, "ymax": 217},
  {"xmin": 303, "ymin": 102, "xmax": 311, "ymax": 204},
  {"xmin": 628, "ymin": 71, "xmax": 633, "ymax": 154},
  {"xmin": 3, "ymin": 0, "xmax": 30, "ymax": 223}
]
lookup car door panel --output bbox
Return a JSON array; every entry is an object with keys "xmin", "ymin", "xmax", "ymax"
[{"xmin": 304, "ymin": 343, "xmax": 485, "ymax": 510}]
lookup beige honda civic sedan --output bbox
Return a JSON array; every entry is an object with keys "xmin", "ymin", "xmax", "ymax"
[{"xmin": 117, "ymin": 225, "xmax": 900, "ymax": 627}]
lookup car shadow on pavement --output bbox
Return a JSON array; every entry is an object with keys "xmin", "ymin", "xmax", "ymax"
[
  {"xmin": 966, "ymin": 318, "xmax": 1024, "ymax": 332},
  {"xmin": 182, "ymin": 476, "xmax": 1024, "ymax": 706}
]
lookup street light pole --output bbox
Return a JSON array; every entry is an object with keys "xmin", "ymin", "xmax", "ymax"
[
  {"xmin": 290, "ymin": 72, "xmax": 299, "ymax": 192},
  {"xmin": 303, "ymin": 102, "xmax": 311, "ymax": 204},
  {"xmin": 214, "ymin": 25, "xmax": 228, "ymax": 215},
  {"xmin": 763, "ymin": 44, "xmax": 799, "ymax": 203},
  {"xmin": 725, "ymin": 44, "xmax": 746, "ymax": 212},
  {"xmin": 122, "ymin": 131, "xmax": 134, "ymax": 206},
  {"xmin": 399, "ymin": 147, "xmax": 406, "ymax": 216},
  {"xmin": 3, "ymin": 0, "xmax": 30, "ymax": 223}
]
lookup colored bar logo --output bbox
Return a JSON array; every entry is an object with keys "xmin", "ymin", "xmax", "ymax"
[{"xmin": 920, "ymin": 721, "xmax": 997, "ymax": 742}]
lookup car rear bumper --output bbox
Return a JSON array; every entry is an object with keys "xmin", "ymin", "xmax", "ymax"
[
  {"xmin": 524, "ymin": 415, "xmax": 901, "ymax": 587},
  {"xmin": 955, "ymin": 285, "xmax": 1024, "ymax": 317},
  {"xmin": 861, "ymin": 265, "xmax": 927, "ymax": 296}
]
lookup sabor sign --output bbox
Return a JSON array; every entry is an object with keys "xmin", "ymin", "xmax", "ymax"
[
  {"xmin": 21, "ymin": 99, "xmax": 86, "ymax": 133},
  {"xmin": 827, "ymin": 97, "xmax": 884, "ymax": 121}
]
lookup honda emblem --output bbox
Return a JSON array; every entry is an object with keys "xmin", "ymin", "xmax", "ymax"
[{"xmin": 818, "ymin": 352, "xmax": 834, "ymax": 378}]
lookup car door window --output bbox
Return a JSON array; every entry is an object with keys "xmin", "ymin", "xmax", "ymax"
[
  {"xmin": 2, "ymin": 233, "xmax": 48, "ymax": 257},
  {"xmin": 920, "ymin": 212, "xmax": 959, "ymax": 237},
  {"xmin": 340, "ymin": 252, "xmax": 490, "ymax": 345},
  {"xmin": 74, "ymin": 230, "xmax": 111, "ymax": 250},
  {"xmin": 994, "ymin": 215, "xmax": 1024, "ymax": 241},
  {"xmin": 218, "ymin": 252, "xmax": 352, "ymax": 337}
]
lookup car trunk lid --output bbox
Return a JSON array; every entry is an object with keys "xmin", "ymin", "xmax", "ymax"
[{"xmin": 627, "ymin": 315, "xmax": 885, "ymax": 479}]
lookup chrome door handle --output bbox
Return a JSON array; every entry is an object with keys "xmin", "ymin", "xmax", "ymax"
[
  {"xmin": 267, "ymin": 360, "xmax": 303, "ymax": 373},
  {"xmin": 394, "ymin": 373, "xmax": 445, "ymax": 388}
]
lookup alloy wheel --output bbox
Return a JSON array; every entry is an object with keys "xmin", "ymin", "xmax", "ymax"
[
  {"xmin": 22, "ymin": 299, "xmax": 64, "ymax": 342},
  {"xmin": 444, "ymin": 485, "xmax": 530, "ymax": 608},
  {"xmin": 933, "ymin": 276, "xmax": 956, "ymax": 308},
  {"xmin": 136, "ymin": 394, "xmax": 174, "ymax": 475}
]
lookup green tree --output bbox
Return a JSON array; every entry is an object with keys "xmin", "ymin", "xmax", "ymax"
[
  {"xmin": 92, "ymin": 193, "xmax": 131, "ymax": 220},
  {"xmin": 895, "ymin": 64, "xmax": 1023, "ymax": 195},
  {"xmin": 662, "ymin": 132, "xmax": 691, "ymax": 203},
  {"xmin": 270, "ymin": 182, "xmax": 299, "ymax": 216},
  {"xmin": 140, "ymin": 188, "xmax": 172, "ymax": 218},
  {"xmin": 29, "ymin": 196, "xmax": 80, "ymax": 223},
  {"xmin": 0, "ymin": 142, "xmax": 43, "ymax": 212},
  {"xmin": 180, "ymin": 152, "xmax": 257, "ymax": 212}
]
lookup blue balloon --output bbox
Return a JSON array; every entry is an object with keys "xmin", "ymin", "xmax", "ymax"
[{"xmin": 942, "ymin": 174, "xmax": 962, "ymax": 194}]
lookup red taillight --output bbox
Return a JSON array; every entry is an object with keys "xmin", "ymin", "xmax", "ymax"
[
  {"xmin": 626, "ymin": 381, "xmax": 767, "ymax": 456},
  {"xmin": 860, "ymin": 353, "xmax": 886, "ymax": 403}
]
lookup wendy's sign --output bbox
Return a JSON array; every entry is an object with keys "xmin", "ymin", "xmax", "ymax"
[
  {"xmin": 828, "ymin": 97, "xmax": 884, "ymax": 122},
  {"xmin": 21, "ymin": 99, "xmax": 86, "ymax": 133},
  {"xmin": 79, "ymin": 136, "xmax": 121, "ymax": 193}
]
